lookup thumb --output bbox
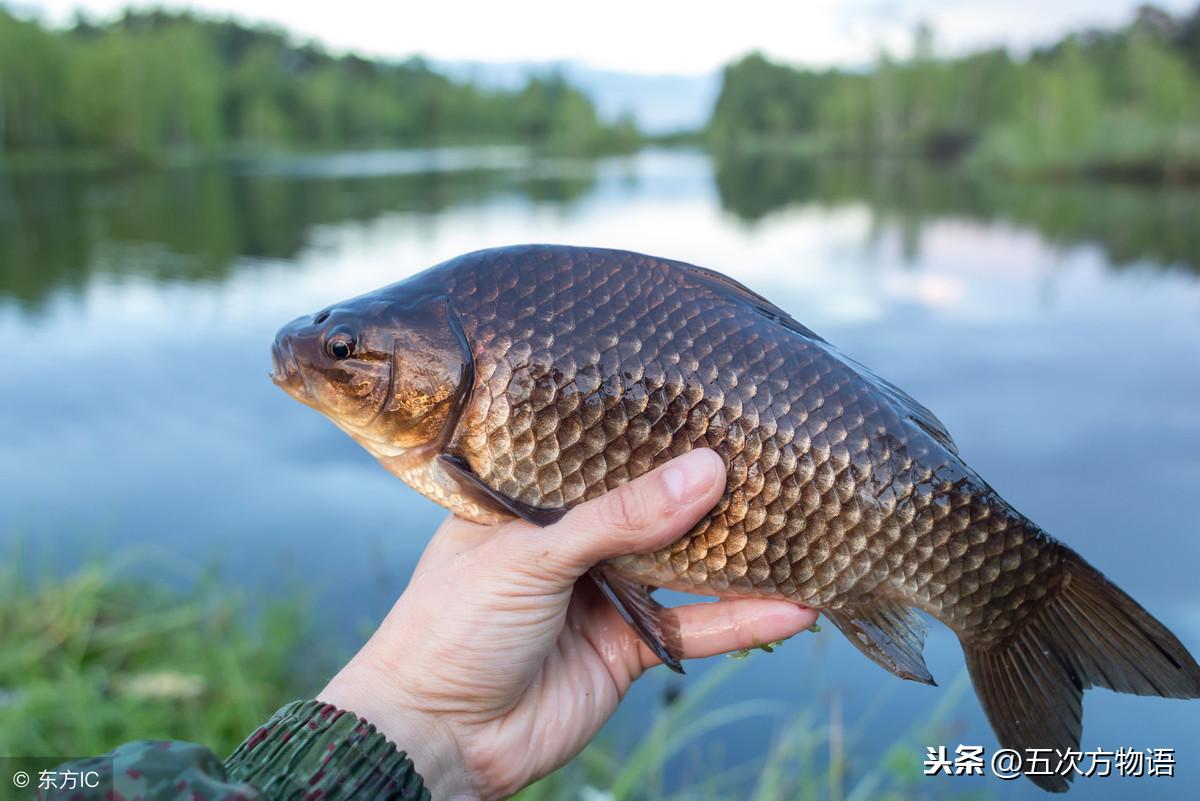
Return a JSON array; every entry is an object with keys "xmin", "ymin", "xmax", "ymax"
[{"xmin": 497, "ymin": 448, "xmax": 726, "ymax": 586}]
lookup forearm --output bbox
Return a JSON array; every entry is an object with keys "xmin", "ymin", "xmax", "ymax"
[{"xmin": 226, "ymin": 700, "xmax": 430, "ymax": 800}]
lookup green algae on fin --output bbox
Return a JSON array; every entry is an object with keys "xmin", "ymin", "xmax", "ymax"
[{"xmin": 727, "ymin": 638, "xmax": 788, "ymax": 660}]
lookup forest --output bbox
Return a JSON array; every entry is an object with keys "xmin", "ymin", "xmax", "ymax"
[
  {"xmin": 0, "ymin": 8, "xmax": 639, "ymax": 161},
  {"xmin": 3, "ymin": 4, "xmax": 1200, "ymax": 179},
  {"xmin": 708, "ymin": 5, "xmax": 1200, "ymax": 180}
]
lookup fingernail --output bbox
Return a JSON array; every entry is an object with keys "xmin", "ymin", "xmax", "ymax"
[{"xmin": 662, "ymin": 449, "xmax": 720, "ymax": 504}]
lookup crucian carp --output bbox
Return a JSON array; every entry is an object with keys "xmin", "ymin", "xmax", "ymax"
[{"xmin": 272, "ymin": 244, "xmax": 1200, "ymax": 792}]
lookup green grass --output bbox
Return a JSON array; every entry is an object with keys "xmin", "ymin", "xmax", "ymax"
[
  {"xmin": 0, "ymin": 553, "xmax": 326, "ymax": 758},
  {"xmin": 1, "ymin": 556, "xmax": 982, "ymax": 800},
  {"xmin": 515, "ymin": 660, "xmax": 980, "ymax": 801}
]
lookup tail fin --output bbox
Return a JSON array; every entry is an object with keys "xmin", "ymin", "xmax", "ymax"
[{"xmin": 963, "ymin": 549, "xmax": 1200, "ymax": 792}]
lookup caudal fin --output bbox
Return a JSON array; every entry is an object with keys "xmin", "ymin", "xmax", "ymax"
[{"xmin": 963, "ymin": 549, "xmax": 1200, "ymax": 792}]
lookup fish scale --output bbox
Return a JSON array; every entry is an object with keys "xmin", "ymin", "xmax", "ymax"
[
  {"xmin": 439, "ymin": 247, "xmax": 1037, "ymax": 625},
  {"xmin": 272, "ymin": 243, "xmax": 1200, "ymax": 792}
]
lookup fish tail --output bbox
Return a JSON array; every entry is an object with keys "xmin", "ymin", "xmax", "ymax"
[{"xmin": 962, "ymin": 547, "xmax": 1200, "ymax": 793}]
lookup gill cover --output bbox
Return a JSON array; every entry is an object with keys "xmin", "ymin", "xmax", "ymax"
[{"xmin": 374, "ymin": 293, "xmax": 475, "ymax": 454}]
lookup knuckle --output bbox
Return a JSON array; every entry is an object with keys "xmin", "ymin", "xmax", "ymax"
[
  {"xmin": 599, "ymin": 482, "xmax": 652, "ymax": 533},
  {"xmin": 487, "ymin": 528, "xmax": 576, "ymax": 582},
  {"xmin": 725, "ymin": 604, "xmax": 754, "ymax": 650}
]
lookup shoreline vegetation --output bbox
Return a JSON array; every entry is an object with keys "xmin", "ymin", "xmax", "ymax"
[
  {"xmin": 2, "ymin": 4, "xmax": 1199, "ymax": 186},
  {"xmin": 0, "ymin": 8, "xmax": 640, "ymax": 168},
  {"xmin": 707, "ymin": 5, "xmax": 1200, "ymax": 185},
  {"xmin": 0, "ymin": 558, "xmax": 972, "ymax": 801}
]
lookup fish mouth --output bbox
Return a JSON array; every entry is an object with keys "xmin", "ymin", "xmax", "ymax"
[{"xmin": 270, "ymin": 338, "xmax": 302, "ymax": 391}]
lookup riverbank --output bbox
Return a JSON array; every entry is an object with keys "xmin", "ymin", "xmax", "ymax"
[
  {"xmin": 0, "ymin": 557, "xmax": 965, "ymax": 800},
  {"xmin": 705, "ymin": 135, "xmax": 1200, "ymax": 188},
  {"xmin": 0, "ymin": 138, "xmax": 641, "ymax": 176}
]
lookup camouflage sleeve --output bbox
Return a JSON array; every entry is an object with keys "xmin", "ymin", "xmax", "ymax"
[{"xmin": 41, "ymin": 701, "xmax": 431, "ymax": 800}]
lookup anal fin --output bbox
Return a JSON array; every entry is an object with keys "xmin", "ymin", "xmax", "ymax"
[
  {"xmin": 589, "ymin": 566, "xmax": 685, "ymax": 674},
  {"xmin": 438, "ymin": 453, "xmax": 567, "ymax": 527},
  {"xmin": 825, "ymin": 600, "xmax": 935, "ymax": 686}
]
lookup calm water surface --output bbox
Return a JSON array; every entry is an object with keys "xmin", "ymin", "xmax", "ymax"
[{"xmin": 3, "ymin": 149, "xmax": 1199, "ymax": 799}]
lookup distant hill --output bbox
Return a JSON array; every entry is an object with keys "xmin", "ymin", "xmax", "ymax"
[{"xmin": 436, "ymin": 60, "xmax": 719, "ymax": 135}]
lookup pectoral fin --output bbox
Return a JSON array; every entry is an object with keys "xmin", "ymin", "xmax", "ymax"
[
  {"xmin": 825, "ymin": 600, "xmax": 935, "ymax": 685},
  {"xmin": 437, "ymin": 453, "xmax": 684, "ymax": 673},
  {"xmin": 437, "ymin": 453, "xmax": 567, "ymax": 526},
  {"xmin": 589, "ymin": 566, "xmax": 685, "ymax": 674}
]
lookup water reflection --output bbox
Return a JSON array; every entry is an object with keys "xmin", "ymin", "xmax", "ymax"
[
  {"xmin": 5, "ymin": 151, "xmax": 1200, "ymax": 315},
  {"xmin": 714, "ymin": 151, "xmax": 1200, "ymax": 274},
  {"xmin": 0, "ymin": 153, "xmax": 597, "ymax": 308}
]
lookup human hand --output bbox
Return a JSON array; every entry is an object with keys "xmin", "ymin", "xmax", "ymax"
[{"xmin": 318, "ymin": 448, "xmax": 818, "ymax": 800}]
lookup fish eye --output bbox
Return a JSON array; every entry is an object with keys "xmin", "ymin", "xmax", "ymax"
[{"xmin": 325, "ymin": 333, "xmax": 356, "ymax": 361}]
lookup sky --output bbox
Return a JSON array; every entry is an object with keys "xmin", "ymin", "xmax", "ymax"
[{"xmin": 18, "ymin": 0, "xmax": 1198, "ymax": 75}]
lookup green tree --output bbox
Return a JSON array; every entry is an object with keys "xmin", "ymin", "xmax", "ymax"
[
  {"xmin": 62, "ymin": 24, "xmax": 222, "ymax": 159},
  {"xmin": 0, "ymin": 10, "xmax": 68, "ymax": 152},
  {"xmin": 1, "ymin": 8, "xmax": 638, "ymax": 160},
  {"xmin": 710, "ymin": 4, "xmax": 1200, "ymax": 179}
]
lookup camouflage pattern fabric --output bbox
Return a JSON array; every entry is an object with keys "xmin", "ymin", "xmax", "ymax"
[
  {"xmin": 41, "ymin": 701, "xmax": 430, "ymax": 800},
  {"xmin": 38, "ymin": 741, "xmax": 259, "ymax": 801}
]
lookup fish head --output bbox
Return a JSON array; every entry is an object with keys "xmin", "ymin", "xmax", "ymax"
[{"xmin": 271, "ymin": 285, "xmax": 471, "ymax": 455}]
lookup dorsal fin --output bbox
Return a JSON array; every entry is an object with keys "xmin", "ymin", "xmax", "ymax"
[
  {"xmin": 679, "ymin": 263, "xmax": 828, "ymax": 342},
  {"xmin": 835, "ymin": 353, "xmax": 960, "ymax": 455},
  {"xmin": 679, "ymin": 260, "xmax": 957, "ymax": 454}
]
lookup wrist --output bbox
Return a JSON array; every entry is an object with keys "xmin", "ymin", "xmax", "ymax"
[
  {"xmin": 227, "ymin": 700, "xmax": 431, "ymax": 799},
  {"xmin": 319, "ymin": 665, "xmax": 478, "ymax": 801}
]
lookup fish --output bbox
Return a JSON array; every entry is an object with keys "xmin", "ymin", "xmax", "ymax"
[{"xmin": 271, "ymin": 244, "xmax": 1200, "ymax": 792}]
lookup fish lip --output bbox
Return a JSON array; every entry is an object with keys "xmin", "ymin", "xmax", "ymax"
[{"xmin": 270, "ymin": 339, "xmax": 301, "ymax": 389}]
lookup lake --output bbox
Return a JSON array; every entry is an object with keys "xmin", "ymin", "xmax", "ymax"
[{"xmin": 2, "ymin": 148, "xmax": 1198, "ymax": 799}]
